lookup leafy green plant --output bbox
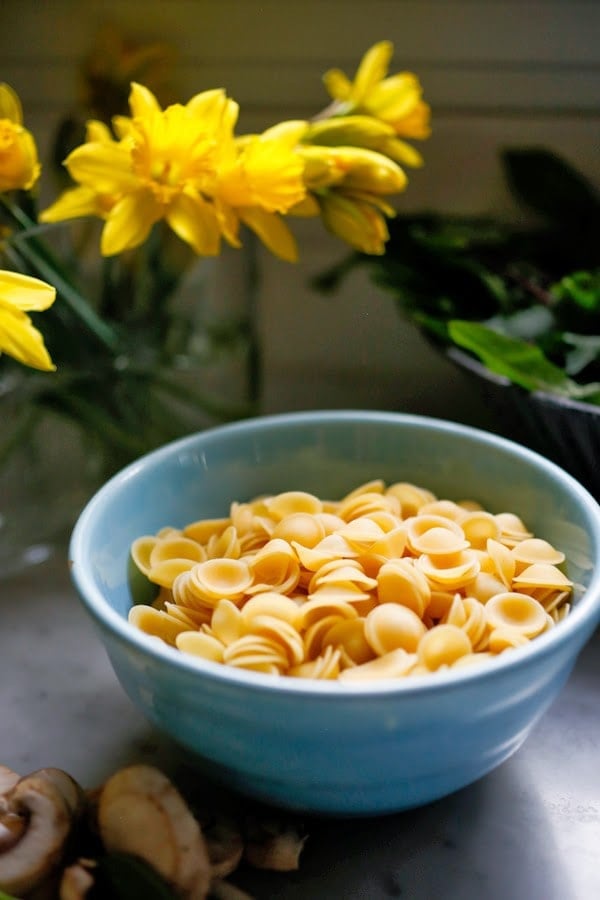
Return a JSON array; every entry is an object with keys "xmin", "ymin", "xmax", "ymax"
[{"xmin": 315, "ymin": 148, "xmax": 600, "ymax": 404}]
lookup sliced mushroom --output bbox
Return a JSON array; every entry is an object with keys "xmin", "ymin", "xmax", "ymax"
[
  {"xmin": 58, "ymin": 858, "xmax": 96, "ymax": 900},
  {"xmin": 97, "ymin": 764, "xmax": 211, "ymax": 899},
  {"xmin": 35, "ymin": 769, "xmax": 85, "ymax": 819},
  {"xmin": 0, "ymin": 770, "xmax": 79, "ymax": 896},
  {"xmin": 203, "ymin": 815, "xmax": 244, "ymax": 880},
  {"xmin": 0, "ymin": 766, "xmax": 20, "ymax": 795},
  {"xmin": 243, "ymin": 818, "xmax": 307, "ymax": 872}
]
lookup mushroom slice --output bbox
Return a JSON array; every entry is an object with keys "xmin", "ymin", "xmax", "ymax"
[
  {"xmin": 0, "ymin": 772, "xmax": 75, "ymax": 896},
  {"xmin": 0, "ymin": 766, "xmax": 20, "ymax": 795},
  {"xmin": 243, "ymin": 818, "xmax": 307, "ymax": 871},
  {"xmin": 97, "ymin": 764, "xmax": 211, "ymax": 899},
  {"xmin": 34, "ymin": 768, "xmax": 86, "ymax": 818},
  {"xmin": 59, "ymin": 858, "xmax": 97, "ymax": 899},
  {"xmin": 203, "ymin": 814, "xmax": 244, "ymax": 879}
]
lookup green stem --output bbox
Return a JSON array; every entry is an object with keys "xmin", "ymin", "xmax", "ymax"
[
  {"xmin": 0, "ymin": 404, "xmax": 39, "ymax": 468},
  {"xmin": 1, "ymin": 196, "xmax": 120, "ymax": 352},
  {"xmin": 52, "ymin": 392, "xmax": 152, "ymax": 457},
  {"xmin": 147, "ymin": 367, "xmax": 254, "ymax": 421}
]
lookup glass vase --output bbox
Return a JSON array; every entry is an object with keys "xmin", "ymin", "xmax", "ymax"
[{"xmin": 0, "ymin": 241, "xmax": 260, "ymax": 580}]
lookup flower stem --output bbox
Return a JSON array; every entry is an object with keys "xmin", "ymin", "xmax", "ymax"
[{"xmin": 1, "ymin": 196, "xmax": 120, "ymax": 352}]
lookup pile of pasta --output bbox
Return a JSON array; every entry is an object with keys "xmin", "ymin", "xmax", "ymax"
[{"xmin": 128, "ymin": 480, "xmax": 573, "ymax": 681}]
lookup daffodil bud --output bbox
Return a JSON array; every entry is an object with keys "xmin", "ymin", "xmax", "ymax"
[
  {"xmin": 322, "ymin": 41, "xmax": 431, "ymax": 140},
  {"xmin": 0, "ymin": 84, "xmax": 41, "ymax": 192},
  {"xmin": 300, "ymin": 145, "xmax": 406, "ymax": 195},
  {"xmin": 318, "ymin": 192, "xmax": 389, "ymax": 255},
  {"xmin": 304, "ymin": 115, "xmax": 395, "ymax": 149}
]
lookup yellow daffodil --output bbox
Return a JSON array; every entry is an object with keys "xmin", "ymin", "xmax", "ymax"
[
  {"xmin": 323, "ymin": 41, "xmax": 431, "ymax": 141},
  {"xmin": 215, "ymin": 120, "xmax": 307, "ymax": 262},
  {"xmin": 0, "ymin": 83, "xmax": 41, "ymax": 192},
  {"xmin": 41, "ymin": 84, "xmax": 308, "ymax": 261},
  {"xmin": 0, "ymin": 271, "xmax": 56, "ymax": 370}
]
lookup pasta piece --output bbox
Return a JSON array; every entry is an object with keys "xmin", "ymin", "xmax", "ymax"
[
  {"xmin": 147, "ymin": 558, "xmax": 198, "ymax": 589},
  {"xmin": 385, "ymin": 482, "xmax": 436, "ymax": 517},
  {"xmin": 241, "ymin": 592, "xmax": 302, "ymax": 628},
  {"xmin": 272, "ymin": 512, "xmax": 326, "ymax": 548},
  {"xmin": 321, "ymin": 618, "xmax": 375, "ymax": 666},
  {"xmin": 128, "ymin": 605, "xmax": 190, "ymax": 646},
  {"xmin": 485, "ymin": 592, "xmax": 547, "ymax": 637},
  {"xmin": 338, "ymin": 648, "xmax": 417, "ymax": 682},
  {"xmin": 176, "ymin": 631, "xmax": 226, "ymax": 662},
  {"xmin": 265, "ymin": 491, "xmax": 323, "ymax": 521},
  {"xmin": 376, "ymin": 558, "xmax": 431, "ymax": 617},
  {"xmin": 149, "ymin": 536, "xmax": 206, "ymax": 566},
  {"xmin": 417, "ymin": 624, "xmax": 472, "ymax": 670},
  {"xmin": 364, "ymin": 603, "xmax": 427, "ymax": 655},
  {"xmin": 211, "ymin": 600, "xmax": 245, "ymax": 645},
  {"xmin": 188, "ymin": 558, "xmax": 253, "ymax": 605},
  {"xmin": 131, "ymin": 536, "xmax": 158, "ymax": 576},
  {"xmin": 247, "ymin": 539, "xmax": 300, "ymax": 595},
  {"xmin": 129, "ymin": 477, "xmax": 573, "ymax": 681},
  {"xmin": 289, "ymin": 645, "xmax": 341, "ymax": 679}
]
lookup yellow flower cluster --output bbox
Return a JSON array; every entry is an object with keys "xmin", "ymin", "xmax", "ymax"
[
  {"xmin": 1, "ymin": 42, "xmax": 429, "ymax": 371},
  {"xmin": 41, "ymin": 40, "xmax": 429, "ymax": 261},
  {"xmin": 0, "ymin": 83, "xmax": 55, "ymax": 370}
]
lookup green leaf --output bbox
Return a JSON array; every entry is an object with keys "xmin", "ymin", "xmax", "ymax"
[
  {"xmin": 89, "ymin": 853, "xmax": 178, "ymax": 900},
  {"xmin": 552, "ymin": 270, "xmax": 600, "ymax": 312},
  {"xmin": 563, "ymin": 332, "xmax": 600, "ymax": 376},
  {"xmin": 448, "ymin": 320, "xmax": 600, "ymax": 403},
  {"xmin": 501, "ymin": 148, "xmax": 600, "ymax": 227}
]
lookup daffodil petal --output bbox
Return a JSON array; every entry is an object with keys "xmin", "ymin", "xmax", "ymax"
[
  {"xmin": 239, "ymin": 208, "xmax": 299, "ymax": 262},
  {"xmin": 186, "ymin": 89, "xmax": 239, "ymax": 137},
  {"xmin": 322, "ymin": 68, "xmax": 353, "ymax": 101},
  {"xmin": 101, "ymin": 191, "xmax": 161, "ymax": 256},
  {"xmin": 128, "ymin": 81, "xmax": 162, "ymax": 118},
  {"xmin": 352, "ymin": 41, "xmax": 393, "ymax": 102},
  {"xmin": 40, "ymin": 186, "xmax": 106, "ymax": 223},
  {"xmin": 0, "ymin": 82, "xmax": 22, "ymax": 123},
  {"xmin": 0, "ymin": 302, "xmax": 55, "ymax": 371},
  {"xmin": 66, "ymin": 141, "xmax": 137, "ymax": 193},
  {"xmin": 166, "ymin": 191, "xmax": 222, "ymax": 256},
  {"xmin": 382, "ymin": 138, "xmax": 424, "ymax": 168},
  {"xmin": 0, "ymin": 271, "xmax": 56, "ymax": 311},
  {"xmin": 85, "ymin": 119, "xmax": 115, "ymax": 143},
  {"xmin": 112, "ymin": 115, "xmax": 134, "ymax": 139},
  {"xmin": 287, "ymin": 194, "xmax": 321, "ymax": 217},
  {"xmin": 259, "ymin": 120, "xmax": 309, "ymax": 147}
]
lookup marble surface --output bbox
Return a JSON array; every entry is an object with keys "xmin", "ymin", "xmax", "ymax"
[{"xmin": 1, "ymin": 550, "xmax": 599, "ymax": 900}]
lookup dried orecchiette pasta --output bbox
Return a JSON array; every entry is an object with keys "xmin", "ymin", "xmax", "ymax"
[{"xmin": 128, "ymin": 478, "xmax": 574, "ymax": 681}]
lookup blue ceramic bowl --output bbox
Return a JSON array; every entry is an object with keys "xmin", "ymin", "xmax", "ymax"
[{"xmin": 69, "ymin": 411, "xmax": 600, "ymax": 815}]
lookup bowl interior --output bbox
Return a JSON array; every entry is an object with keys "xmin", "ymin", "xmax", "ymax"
[{"xmin": 72, "ymin": 410, "xmax": 600, "ymax": 637}]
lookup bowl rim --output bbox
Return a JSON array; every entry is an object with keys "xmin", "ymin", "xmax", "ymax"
[
  {"xmin": 70, "ymin": 409, "xmax": 600, "ymax": 698},
  {"xmin": 447, "ymin": 347, "xmax": 600, "ymax": 417}
]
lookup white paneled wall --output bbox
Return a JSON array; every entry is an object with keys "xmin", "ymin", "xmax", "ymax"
[{"xmin": 1, "ymin": 0, "xmax": 598, "ymax": 421}]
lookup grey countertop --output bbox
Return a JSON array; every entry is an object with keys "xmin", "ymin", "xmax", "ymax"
[{"xmin": 1, "ymin": 549, "xmax": 599, "ymax": 900}]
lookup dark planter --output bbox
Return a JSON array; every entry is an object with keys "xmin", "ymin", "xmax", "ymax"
[{"xmin": 447, "ymin": 348, "xmax": 600, "ymax": 502}]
